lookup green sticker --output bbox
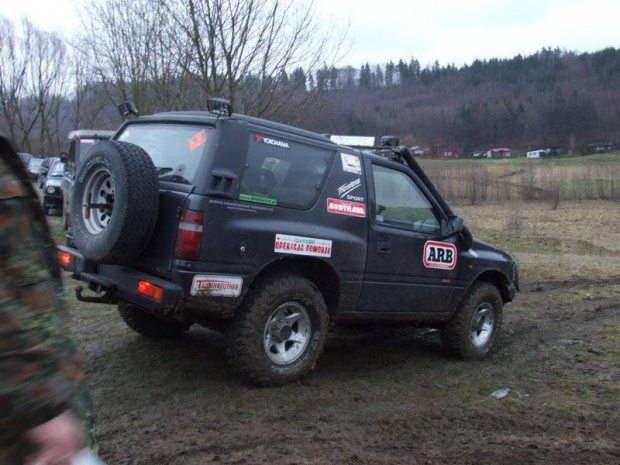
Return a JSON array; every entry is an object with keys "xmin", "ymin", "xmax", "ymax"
[{"xmin": 239, "ymin": 193, "xmax": 277, "ymax": 206}]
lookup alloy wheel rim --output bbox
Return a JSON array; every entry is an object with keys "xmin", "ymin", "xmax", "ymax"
[
  {"xmin": 82, "ymin": 167, "xmax": 115, "ymax": 235},
  {"xmin": 470, "ymin": 302, "xmax": 495, "ymax": 347},
  {"xmin": 263, "ymin": 302, "xmax": 311, "ymax": 365}
]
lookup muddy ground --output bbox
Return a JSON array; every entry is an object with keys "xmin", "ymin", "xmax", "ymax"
[{"xmin": 47, "ymin": 200, "xmax": 620, "ymax": 464}]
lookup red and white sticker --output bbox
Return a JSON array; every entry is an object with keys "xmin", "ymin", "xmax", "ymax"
[
  {"xmin": 190, "ymin": 275, "xmax": 243, "ymax": 297},
  {"xmin": 274, "ymin": 234, "xmax": 332, "ymax": 258},
  {"xmin": 189, "ymin": 130, "xmax": 207, "ymax": 152},
  {"xmin": 254, "ymin": 134, "xmax": 290, "ymax": 149},
  {"xmin": 423, "ymin": 241, "xmax": 457, "ymax": 270},
  {"xmin": 327, "ymin": 198, "xmax": 366, "ymax": 218}
]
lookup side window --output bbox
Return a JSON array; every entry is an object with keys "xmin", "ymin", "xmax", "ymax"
[
  {"xmin": 372, "ymin": 164, "xmax": 440, "ymax": 234},
  {"xmin": 240, "ymin": 133, "xmax": 333, "ymax": 208},
  {"xmin": 64, "ymin": 140, "xmax": 77, "ymax": 174}
]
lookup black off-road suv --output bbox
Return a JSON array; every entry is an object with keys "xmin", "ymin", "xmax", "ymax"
[{"xmin": 58, "ymin": 99, "xmax": 518, "ymax": 386}]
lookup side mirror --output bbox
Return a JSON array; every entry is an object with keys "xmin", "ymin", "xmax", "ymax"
[
  {"xmin": 60, "ymin": 151, "xmax": 68, "ymax": 162},
  {"xmin": 442, "ymin": 215, "xmax": 464, "ymax": 237}
]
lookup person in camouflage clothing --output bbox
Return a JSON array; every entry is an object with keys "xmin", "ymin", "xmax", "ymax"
[{"xmin": 0, "ymin": 135, "xmax": 98, "ymax": 464}]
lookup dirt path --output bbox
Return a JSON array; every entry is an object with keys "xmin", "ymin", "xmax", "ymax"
[{"xmin": 63, "ymin": 274, "xmax": 620, "ymax": 464}]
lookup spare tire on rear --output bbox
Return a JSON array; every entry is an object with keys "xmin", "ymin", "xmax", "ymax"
[{"xmin": 72, "ymin": 140, "xmax": 159, "ymax": 264}]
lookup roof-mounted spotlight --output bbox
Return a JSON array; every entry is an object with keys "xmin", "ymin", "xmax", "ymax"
[
  {"xmin": 118, "ymin": 101, "xmax": 139, "ymax": 118},
  {"xmin": 207, "ymin": 98, "xmax": 233, "ymax": 117}
]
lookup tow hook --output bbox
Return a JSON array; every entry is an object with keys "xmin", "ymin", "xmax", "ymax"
[{"xmin": 75, "ymin": 285, "xmax": 117, "ymax": 304}]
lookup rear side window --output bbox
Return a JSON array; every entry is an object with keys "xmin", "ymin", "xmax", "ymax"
[
  {"xmin": 240, "ymin": 133, "xmax": 334, "ymax": 208},
  {"xmin": 78, "ymin": 139, "xmax": 99, "ymax": 164},
  {"xmin": 117, "ymin": 124, "xmax": 213, "ymax": 185}
]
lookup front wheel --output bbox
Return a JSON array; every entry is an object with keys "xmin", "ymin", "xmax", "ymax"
[
  {"xmin": 226, "ymin": 275, "xmax": 328, "ymax": 386},
  {"xmin": 441, "ymin": 282, "xmax": 503, "ymax": 360}
]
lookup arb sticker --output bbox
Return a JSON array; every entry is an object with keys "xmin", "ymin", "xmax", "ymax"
[
  {"xmin": 274, "ymin": 234, "xmax": 332, "ymax": 258},
  {"xmin": 189, "ymin": 130, "xmax": 207, "ymax": 152},
  {"xmin": 327, "ymin": 198, "xmax": 366, "ymax": 218},
  {"xmin": 190, "ymin": 275, "xmax": 243, "ymax": 297},
  {"xmin": 423, "ymin": 241, "xmax": 457, "ymax": 270},
  {"xmin": 341, "ymin": 153, "xmax": 362, "ymax": 174}
]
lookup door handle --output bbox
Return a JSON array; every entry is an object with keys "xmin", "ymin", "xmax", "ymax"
[{"xmin": 377, "ymin": 241, "xmax": 390, "ymax": 254}]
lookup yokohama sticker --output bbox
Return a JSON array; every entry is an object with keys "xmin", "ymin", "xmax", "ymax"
[
  {"xmin": 326, "ymin": 198, "xmax": 366, "ymax": 218},
  {"xmin": 190, "ymin": 275, "xmax": 243, "ymax": 297},
  {"xmin": 254, "ymin": 134, "xmax": 289, "ymax": 149},
  {"xmin": 274, "ymin": 234, "xmax": 332, "ymax": 258},
  {"xmin": 423, "ymin": 241, "xmax": 457, "ymax": 270}
]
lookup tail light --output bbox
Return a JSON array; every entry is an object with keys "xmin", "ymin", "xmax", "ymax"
[
  {"xmin": 58, "ymin": 251, "xmax": 72, "ymax": 267},
  {"xmin": 137, "ymin": 280, "xmax": 164, "ymax": 301},
  {"xmin": 174, "ymin": 209, "xmax": 204, "ymax": 261}
]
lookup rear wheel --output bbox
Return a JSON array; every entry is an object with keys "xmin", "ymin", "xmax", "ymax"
[
  {"xmin": 226, "ymin": 275, "xmax": 328, "ymax": 386},
  {"xmin": 441, "ymin": 282, "xmax": 503, "ymax": 360},
  {"xmin": 118, "ymin": 302, "xmax": 191, "ymax": 338}
]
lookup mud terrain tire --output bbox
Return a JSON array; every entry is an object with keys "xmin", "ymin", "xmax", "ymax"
[
  {"xmin": 226, "ymin": 275, "xmax": 328, "ymax": 386},
  {"xmin": 72, "ymin": 141, "xmax": 159, "ymax": 264},
  {"xmin": 441, "ymin": 282, "xmax": 503, "ymax": 360},
  {"xmin": 118, "ymin": 303, "xmax": 191, "ymax": 338}
]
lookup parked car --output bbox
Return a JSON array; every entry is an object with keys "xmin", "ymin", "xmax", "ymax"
[
  {"xmin": 38, "ymin": 156, "xmax": 60, "ymax": 187},
  {"xmin": 27, "ymin": 158, "xmax": 43, "ymax": 180},
  {"xmin": 42, "ymin": 160, "xmax": 64, "ymax": 214},
  {"xmin": 58, "ymin": 99, "xmax": 519, "ymax": 386},
  {"xmin": 18, "ymin": 152, "xmax": 32, "ymax": 167},
  {"xmin": 60, "ymin": 129, "xmax": 115, "ymax": 230}
]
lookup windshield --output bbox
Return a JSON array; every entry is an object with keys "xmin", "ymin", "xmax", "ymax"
[
  {"xmin": 117, "ymin": 124, "xmax": 212, "ymax": 185},
  {"xmin": 49, "ymin": 162, "xmax": 65, "ymax": 176}
]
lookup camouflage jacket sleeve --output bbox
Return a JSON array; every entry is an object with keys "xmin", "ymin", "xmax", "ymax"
[{"xmin": 0, "ymin": 153, "xmax": 80, "ymax": 442}]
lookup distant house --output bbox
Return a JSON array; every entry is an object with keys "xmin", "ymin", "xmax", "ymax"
[
  {"xmin": 441, "ymin": 148, "xmax": 461, "ymax": 159},
  {"xmin": 527, "ymin": 150, "xmax": 544, "ymax": 159},
  {"xmin": 485, "ymin": 148, "xmax": 511, "ymax": 158},
  {"xmin": 588, "ymin": 142, "xmax": 613, "ymax": 153},
  {"xmin": 409, "ymin": 146, "xmax": 426, "ymax": 157}
]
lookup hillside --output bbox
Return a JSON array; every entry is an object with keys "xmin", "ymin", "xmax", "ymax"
[{"xmin": 301, "ymin": 48, "xmax": 620, "ymax": 155}]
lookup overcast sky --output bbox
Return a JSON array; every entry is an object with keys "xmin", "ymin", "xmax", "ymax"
[{"xmin": 4, "ymin": 0, "xmax": 620, "ymax": 68}]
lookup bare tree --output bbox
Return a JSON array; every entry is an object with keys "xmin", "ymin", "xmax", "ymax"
[
  {"xmin": 77, "ymin": 0, "xmax": 194, "ymax": 116},
  {"xmin": 0, "ymin": 16, "xmax": 35, "ymax": 150},
  {"xmin": 162, "ymin": 0, "xmax": 346, "ymax": 122},
  {"xmin": 0, "ymin": 16, "xmax": 69, "ymax": 154},
  {"xmin": 29, "ymin": 25, "xmax": 69, "ymax": 154}
]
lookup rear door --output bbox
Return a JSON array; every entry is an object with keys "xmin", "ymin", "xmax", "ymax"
[{"xmin": 358, "ymin": 159, "xmax": 459, "ymax": 314}]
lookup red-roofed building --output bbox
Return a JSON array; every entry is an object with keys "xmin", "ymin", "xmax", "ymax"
[{"xmin": 485, "ymin": 148, "xmax": 511, "ymax": 158}]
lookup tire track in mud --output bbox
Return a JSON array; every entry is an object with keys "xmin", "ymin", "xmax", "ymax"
[{"xmin": 522, "ymin": 275, "xmax": 620, "ymax": 293}]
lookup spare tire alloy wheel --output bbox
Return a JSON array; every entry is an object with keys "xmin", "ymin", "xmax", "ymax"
[
  {"xmin": 82, "ymin": 166, "xmax": 115, "ymax": 234},
  {"xmin": 227, "ymin": 275, "xmax": 328, "ymax": 386},
  {"xmin": 72, "ymin": 141, "xmax": 159, "ymax": 265}
]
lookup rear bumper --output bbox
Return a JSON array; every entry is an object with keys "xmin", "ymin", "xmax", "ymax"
[
  {"xmin": 58, "ymin": 245, "xmax": 184, "ymax": 310},
  {"xmin": 57, "ymin": 246, "xmax": 244, "ymax": 319}
]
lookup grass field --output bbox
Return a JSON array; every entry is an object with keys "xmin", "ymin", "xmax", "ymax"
[{"xmin": 421, "ymin": 152, "xmax": 620, "ymax": 204}]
